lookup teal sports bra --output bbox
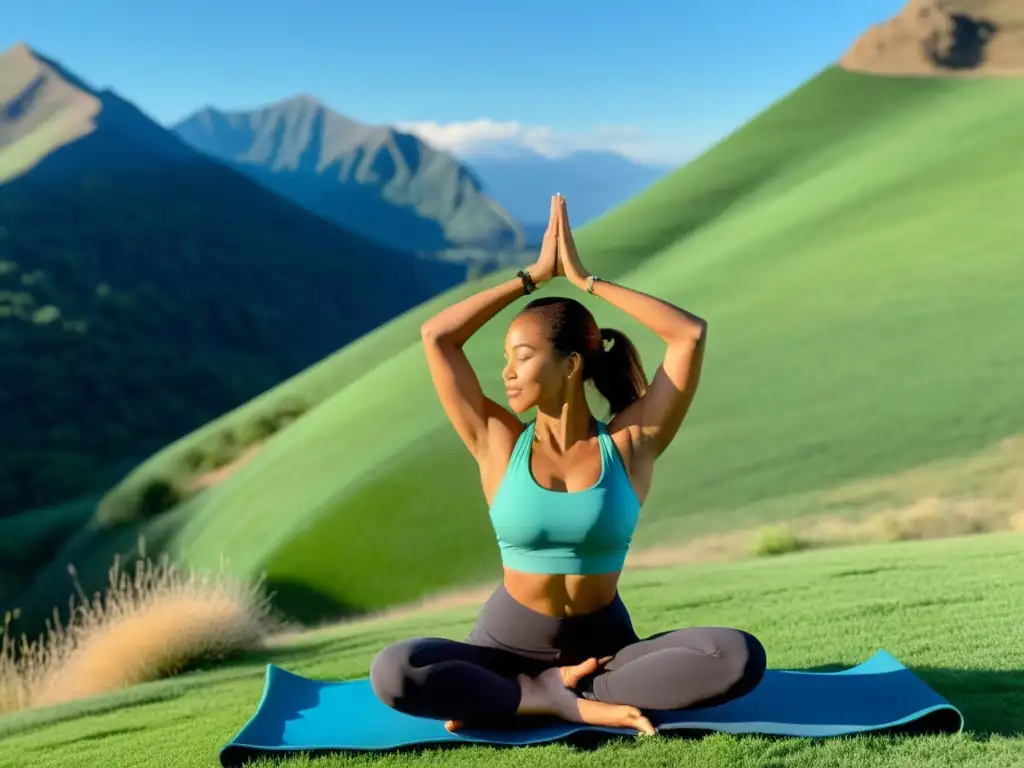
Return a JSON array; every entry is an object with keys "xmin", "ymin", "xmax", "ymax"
[{"xmin": 487, "ymin": 420, "xmax": 641, "ymax": 575}]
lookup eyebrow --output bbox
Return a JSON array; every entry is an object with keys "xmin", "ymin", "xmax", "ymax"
[{"xmin": 503, "ymin": 343, "xmax": 535, "ymax": 357}]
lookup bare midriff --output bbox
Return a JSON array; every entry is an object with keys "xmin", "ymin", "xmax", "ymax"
[{"xmin": 503, "ymin": 567, "xmax": 623, "ymax": 617}]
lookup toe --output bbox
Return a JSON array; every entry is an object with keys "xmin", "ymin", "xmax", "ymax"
[{"xmin": 632, "ymin": 713, "xmax": 655, "ymax": 736}]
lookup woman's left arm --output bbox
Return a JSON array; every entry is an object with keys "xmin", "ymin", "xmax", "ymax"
[{"xmin": 556, "ymin": 196, "xmax": 707, "ymax": 457}]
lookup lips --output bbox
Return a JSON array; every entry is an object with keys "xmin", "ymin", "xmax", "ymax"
[{"xmin": 505, "ymin": 388, "xmax": 522, "ymax": 397}]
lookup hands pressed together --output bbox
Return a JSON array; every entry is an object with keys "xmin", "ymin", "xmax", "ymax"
[{"xmin": 530, "ymin": 194, "xmax": 591, "ymax": 291}]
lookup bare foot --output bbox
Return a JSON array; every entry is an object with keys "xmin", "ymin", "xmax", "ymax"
[
  {"xmin": 447, "ymin": 706, "xmax": 653, "ymax": 737},
  {"xmin": 575, "ymin": 699, "xmax": 656, "ymax": 736},
  {"xmin": 559, "ymin": 656, "xmax": 611, "ymax": 688},
  {"xmin": 517, "ymin": 657, "xmax": 656, "ymax": 736}
]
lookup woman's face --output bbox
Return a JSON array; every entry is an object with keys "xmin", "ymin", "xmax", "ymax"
[{"xmin": 502, "ymin": 313, "xmax": 571, "ymax": 413}]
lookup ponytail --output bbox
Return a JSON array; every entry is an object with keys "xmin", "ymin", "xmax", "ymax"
[{"xmin": 587, "ymin": 327, "xmax": 647, "ymax": 417}]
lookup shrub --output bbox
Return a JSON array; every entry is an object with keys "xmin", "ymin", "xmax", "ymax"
[
  {"xmin": 749, "ymin": 525, "xmax": 809, "ymax": 557},
  {"xmin": 0, "ymin": 548, "xmax": 279, "ymax": 715}
]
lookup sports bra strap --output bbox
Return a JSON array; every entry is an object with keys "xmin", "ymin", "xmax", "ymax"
[{"xmin": 508, "ymin": 422, "xmax": 535, "ymax": 469}]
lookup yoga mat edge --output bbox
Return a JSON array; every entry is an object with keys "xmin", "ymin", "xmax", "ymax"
[{"xmin": 219, "ymin": 649, "xmax": 964, "ymax": 766}]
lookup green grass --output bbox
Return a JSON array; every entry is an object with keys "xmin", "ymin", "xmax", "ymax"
[
  {"xmin": 0, "ymin": 497, "xmax": 96, "ymax": 603},
  {"xmin": 27, "ymin": 67, "xmax": 1024, "ymax": 627},
  {"xmin": 1, "ymin": 533, "xmax": 1022, "ymax": 767}
]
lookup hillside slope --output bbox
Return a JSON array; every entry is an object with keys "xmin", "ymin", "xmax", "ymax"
[
  {"xmin": 20, "ymin": 66, "xmax": 1024, "ymax": 629},
  {"xmin": 173, "ymin": 99, "xmax": 526, "ymax": 260},
  {"xmin": 0, "ymin": 44, "xmax": 464, "ymax": 517}
]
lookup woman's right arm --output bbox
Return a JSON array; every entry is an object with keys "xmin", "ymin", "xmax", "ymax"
[
  {"xmin": 420, "ymin": 275, "xmax": 533, "ymax": 460},
  {"xmin": 420, "ymin": 197, "xmax": 560, "ymax": 461}
]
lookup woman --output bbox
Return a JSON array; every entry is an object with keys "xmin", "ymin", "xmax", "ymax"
[{"xmin": 370, "ymin": 194, "xmax": 766, "ymax": 735}]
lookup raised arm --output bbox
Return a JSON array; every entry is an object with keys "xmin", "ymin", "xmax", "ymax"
[
  {"xmin": 554, "ymin": 195, "xmax": 706, "ymax": 458},
  {"xmin": 420, "ymin": 196, "xmax": 561, "ymax": 461}
]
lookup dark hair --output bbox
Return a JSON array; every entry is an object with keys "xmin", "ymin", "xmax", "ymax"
[{"xmin": 522, "ymin": 296, "xmax": 647, "ymax": 416}]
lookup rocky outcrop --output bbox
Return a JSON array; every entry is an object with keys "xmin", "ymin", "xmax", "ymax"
[{"xmin": 840, "ymin": 0, "xmax": 1024, "ymax": 76}]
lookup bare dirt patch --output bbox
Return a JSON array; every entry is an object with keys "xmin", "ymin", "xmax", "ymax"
[
  {"xmin": 839, "ymin": 0, "xmax": 1024, "ymax": 77},
  {"xmin": 187, "ymin": 444, "xmax": 263, "ymax": 492}
]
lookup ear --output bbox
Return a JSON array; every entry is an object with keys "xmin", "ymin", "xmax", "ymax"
[{"xmin": 567, "ymin": 352, "xmax": 584, "ymax": 379}]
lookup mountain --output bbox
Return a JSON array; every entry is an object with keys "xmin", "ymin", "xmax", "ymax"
[
  {"xmin": 463, "ymin": 148, "xmax": 671, "ymax": 243},
  {"xmin": 172, "ymin": 100, "xmax": 526, "ymax": 260},
  {"xmin": 80, "ymin": 66, "xmax": 1024, "ymax": 624},
  {"xmin": 0, "ymin": 43, "xmax": 465, "ymax": 517},
  {"xmin": 840, "ymin": 0, "xmax": 1024, "ymax": 75}
]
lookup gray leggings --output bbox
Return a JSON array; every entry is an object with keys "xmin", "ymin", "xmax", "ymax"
[{"xmin": 370, "ymin": 584, "xmax": 766, "ymax": 724}]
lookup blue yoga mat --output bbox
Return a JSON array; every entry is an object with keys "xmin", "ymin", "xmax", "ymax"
[{"xmin": 220, "ymin": 649, "xmax": 963, "ymax": 766}]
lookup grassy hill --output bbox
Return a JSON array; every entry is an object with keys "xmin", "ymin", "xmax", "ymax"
[
  {"xmin": 0, "ymin": 43, "xmax": 466, "ymax": 521},
  {"xmin": 173, "ymin": 98, "xmax": 527, "ymax": 262},
  {"xmin": 10, "ymin": 65, "xmax": 1024, "ymax": 632},
  {"xmin": 1, "ymin": 532, "xmax": 1022, "ymax": 767}
]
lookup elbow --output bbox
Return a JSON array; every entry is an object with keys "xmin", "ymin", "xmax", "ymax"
[
  {"xmin": 671, "ymin": 315, "xmax": 706, "ymax": 347},
  {"xmin": 420, "ymin": 321, "xmax": 451, "ymax": 346},
  {"xmin": 691, "ymin": 316, "xmax": 708, "ymax": 344},
  {"xmin": 420, "ymin": 322, "xmax": 440, "ymax": 345}
]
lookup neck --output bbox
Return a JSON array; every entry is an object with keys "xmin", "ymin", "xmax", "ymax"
[{"xmin": 534, "ymin": 388, "xmax": 594, "ymax": 453}]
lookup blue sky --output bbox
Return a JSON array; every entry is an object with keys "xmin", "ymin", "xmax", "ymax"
[{"xmin": 3, "ymin": 0, "xmax": 904, "ymax": 164}]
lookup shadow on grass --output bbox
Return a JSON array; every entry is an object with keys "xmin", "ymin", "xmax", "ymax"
[
  {"xmin": 25, "ymin": 724, "xmax": 149, "ymax": 752},
  {"xmin": 263, "ymin": 578, "xmax": 363, "ymax": 627}
]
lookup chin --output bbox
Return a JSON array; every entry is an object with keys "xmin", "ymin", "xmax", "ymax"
[
  {"xmin": 507, "ymin": 400, "xmax": 530, "ymax": 414},
  {"xmin": 505, "ymin": 391, "xmax": 534, "ymax": 414}
]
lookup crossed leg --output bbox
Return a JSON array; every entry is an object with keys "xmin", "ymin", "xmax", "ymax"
[
  {"xmin": 369, "ymin": 626, "xmax": 766, "ymax": 728},
  {"xmin": 368, "ymin": 636, "xmax": 657, "ymax": 733},
  {"xmin": 369, "ymin": 636, "xmax": 545, "ymax": 723},
  {"xmin": 579, "ymin": 626, "xmax": 767, "ymax": 710}
]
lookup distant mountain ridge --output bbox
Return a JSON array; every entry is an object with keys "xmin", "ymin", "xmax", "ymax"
[
  {"xmin": 0, "ymin": 43, "xmax": 464, "ymax": 516},
  {"xmin": 0, "ymin": 43, "xmax": 195, "ymax": 182},
  {"xmin": 173, "ymin": 99, "xmax": 526, "ymax": 259},
  {"xmin": 462, "ymin": 147, "xmax": 671, "ymax": 241}
]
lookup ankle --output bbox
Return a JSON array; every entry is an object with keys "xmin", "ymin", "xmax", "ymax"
[{"xmin": 515, "ymin": 669, "xmax": 583, "ymax": 722}]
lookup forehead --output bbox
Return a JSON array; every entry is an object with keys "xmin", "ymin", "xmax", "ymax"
[{"xmin": 505, "ymin": 312, "xmax": 546, "ymax": 346}]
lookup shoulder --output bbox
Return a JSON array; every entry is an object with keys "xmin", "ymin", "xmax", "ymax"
[
  {"xmin": 482, "ymin": 416, "xmax": 529, "ymax": 467},
  {"xmin": 606, "ymin": 415, "xmax": 642, "ymax": 446},
  {"xmin": 479, "ymin": 417, "xmax": 529, "ymax": 503},
  {"xmin": 604, "ymin": 418, "xmax": 640, "ymax": 467}
]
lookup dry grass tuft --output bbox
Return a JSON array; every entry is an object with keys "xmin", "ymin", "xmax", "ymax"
[
  {"xmin": 0, "ymin": 547, "xmax": 279, "ymax": 715},
  {"xmin": 748, "ymin": 525, "xmax": 810, "ymax": 557}
]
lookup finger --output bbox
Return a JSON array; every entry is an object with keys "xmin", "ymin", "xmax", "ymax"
[{"xmin": 598, "ymin": 655, "xmax": 614, "ymax": 665}]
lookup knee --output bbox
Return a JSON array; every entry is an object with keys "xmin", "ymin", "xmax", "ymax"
[
  {"xmin": 693, "ymin": 627, "xmax": 766, "ymax": 691},
  {"xmin": 369, "ymin": 639, "xmax": 417, "ymax": 709},
  {"xmin": 729, "ymin": 630, "xmax": 767, "ymax": 693}
]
